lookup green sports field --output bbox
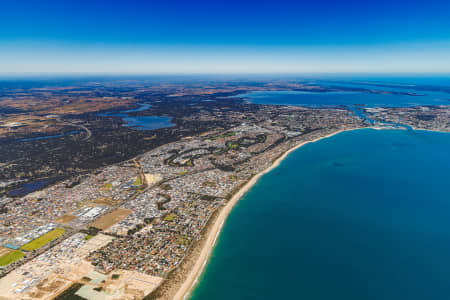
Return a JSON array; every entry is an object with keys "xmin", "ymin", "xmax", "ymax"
[
  {"xmin": 0, "ymin": 250, "xmax": 24, "ymax": 266},
  {"xmin": 20, "ymin": 228, "xmax": 65, "ymax": 252}
]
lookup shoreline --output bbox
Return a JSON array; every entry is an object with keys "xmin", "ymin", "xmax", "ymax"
[
  {"xmin": 173, "ymin": 127, "xmax": 360, "ymax": 300},
  {"xmin": 411, "ymin": 126, "xmax": 450, "ymax": 134}
]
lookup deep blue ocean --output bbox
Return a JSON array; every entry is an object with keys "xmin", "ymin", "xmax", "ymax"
[
  {"xmin": 190, "ymin": 129, "xmax": 450, "ymax": 300},
  {"xmin": 191, "ymin": 77, "xmax": 450, "ymax": 300}
]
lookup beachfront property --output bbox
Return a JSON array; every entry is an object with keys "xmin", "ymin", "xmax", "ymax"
[{"xmin": 0, "ymin": 104, "xmax": 367, "ymax": 298}]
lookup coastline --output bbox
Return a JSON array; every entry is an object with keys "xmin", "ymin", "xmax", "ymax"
[
  {"xmin": 411, "ymin": 126, "xmax": 450, "ymax": 134},
  {"xmin": 173, "ymin": 127, "xmax": 360, "ymax": 300}
]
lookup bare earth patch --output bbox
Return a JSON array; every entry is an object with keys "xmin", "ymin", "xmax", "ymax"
[
  {"xmin": 89, "ymin": 208, "xmax": 132, "ymax": 230},
  {"xmin": 55, "ymin": 214, "xmax": 76, "ymax": 224},
  {"xmin": 0, "ymin": 247, "xmax": 11, "ymax": 257}
]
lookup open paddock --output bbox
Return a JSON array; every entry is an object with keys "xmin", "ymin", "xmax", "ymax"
[
  {"xmin": 89, "ymin": 208, "xmax": 132, "ymax": 230},
  {"xmin": 0, "ymin": 246, "xmax": 12, "ymax": 257},
  {"xmin": 55, "ymin": 214, "xmax": 76, "ymax": 224}
]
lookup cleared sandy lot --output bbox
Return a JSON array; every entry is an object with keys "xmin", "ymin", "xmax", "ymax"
[{"xmin": 89, "ymin": 208, "xmax": 131, "ymax": 230}]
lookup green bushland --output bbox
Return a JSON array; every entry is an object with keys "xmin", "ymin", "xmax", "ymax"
[
  {"xmin": 54, "ymin": 283, "xmax": 85, "ymax": 300},
  {"xmin": 226, "ymin": 141, "xmax": 239, "ymax": 149}
]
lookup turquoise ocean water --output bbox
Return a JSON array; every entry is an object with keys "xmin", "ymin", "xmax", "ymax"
[
  {"xmin": 190, "ymin": 129, "xmax": 450, "ymax": 300},
  {"xmin": 191, "ymin": 78, "xmax": 450, "ymax": 300}
]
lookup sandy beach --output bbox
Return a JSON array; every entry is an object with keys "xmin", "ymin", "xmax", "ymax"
[{"xmin": 173, "ymin": 128, "xmax": 358, "ymax": 300}]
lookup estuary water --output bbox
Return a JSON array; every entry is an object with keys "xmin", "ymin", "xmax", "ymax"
[
  {"xmin": 238, "ymin": 89, "xmax": 449, "ymax": 107},
  {"xmin": 190, "ymin": 129, "xmax": 450, "ymax": 300},
  {"xmin": 97, "ymin": 103, "xmax": 173, "ymax": 130},
  {"xmin": 236, "ymin": 77, "xmax": 450, "ymax": 107},
  {"xmin": 191, "ymin": 78, "xmax": 450, "ymax": 299}
]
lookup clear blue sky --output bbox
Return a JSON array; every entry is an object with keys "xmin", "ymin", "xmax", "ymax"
[{"xmin": 1, "ymin": 0, "xmax": 450, "ymax": 74}]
